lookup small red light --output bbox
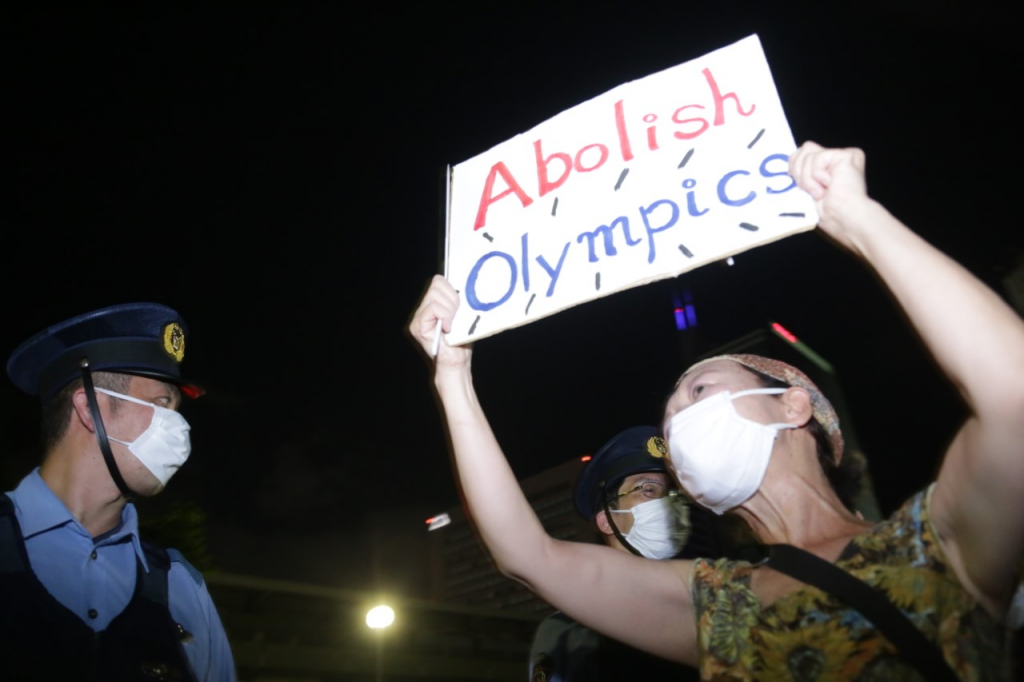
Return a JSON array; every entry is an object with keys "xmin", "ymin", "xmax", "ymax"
[
  {"xmin": 425, "ymin": 518, "xmax": 434, "ymax": 524},
  {"xmin": 772, "ymin": 322, "xmax": 798, "ymax": 344},
  {"xmin": 581, "ymin": 455, "xmax": 592, "ymax": 462}
]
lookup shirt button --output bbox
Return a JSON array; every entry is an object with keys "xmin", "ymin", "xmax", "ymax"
[
  {"xmin": 90, "ymin": 550, "xmax": 98, "ymax": 560},
  {"xmin": 88, "ymin": 609, "xmax": 98, "ymax": 619}
]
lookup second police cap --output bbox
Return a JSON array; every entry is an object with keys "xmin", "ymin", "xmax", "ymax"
[{"xmin": 573, "ymin": 425, "xmax": 670, "ymax": 520}]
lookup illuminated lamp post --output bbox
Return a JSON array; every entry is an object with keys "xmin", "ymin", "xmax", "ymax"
[{"xmin": 366, "ymin": 605, "xmax": 395, "ymax": 682}]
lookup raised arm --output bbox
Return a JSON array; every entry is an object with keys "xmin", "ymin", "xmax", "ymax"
[
  {"xmin": 789, "ymin": 143, "xmax": 1024, "ymax": 617},
  {"xmin": 409, "ymin": 276, "xmax": 698, "ymax": 664}
]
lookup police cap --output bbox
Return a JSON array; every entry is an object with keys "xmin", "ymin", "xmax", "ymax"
[
  {"xmin": 6, "ymin": 302, "xmax": 203, "ymax": 401},
  {"xmin": 573, "ymin": 425, "xmax": 669, "ymax": 520}
]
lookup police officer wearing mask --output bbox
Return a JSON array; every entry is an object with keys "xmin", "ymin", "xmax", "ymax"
[
  {"xmin": 529, "ymin": 426, "xmax": 705, "ymax": 682},
  {"xmin": 1, "ymin": 303, "xmax": 235, "ymax": 681}
]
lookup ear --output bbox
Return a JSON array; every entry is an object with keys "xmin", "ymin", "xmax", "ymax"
[
  {"xmin": 594, "ymin": 510, "xmax": 615, "ymax": 537},
  {"xmin": 780, "ymin": 387, "xmax": 814, "ymax": 427},
  {"xmin": 71, "ymin": 388, "xmax": 97, "ymax": 433}
]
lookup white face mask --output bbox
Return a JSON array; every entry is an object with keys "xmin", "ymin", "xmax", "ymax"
[
  {"xmin": 667, "ymin": 388, "xmax": 796, "ymax": 515},
  {"xmin": 610, "ymin": 496, "xmax": 689, "ymax": 559},
  {"xmin": 95, "ymin": 387, "xmax": 191, "ymax": 489}
]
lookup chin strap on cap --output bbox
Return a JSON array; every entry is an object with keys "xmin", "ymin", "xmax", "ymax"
[
  {"xmin": 599, "ymin": 480, "xmax": 642, "ymax": 557},
  {"xmin": 80, "ymin": 361, "xmax": 134, "ymax": 500}
]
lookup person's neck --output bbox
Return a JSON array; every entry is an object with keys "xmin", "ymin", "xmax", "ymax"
[
  {"xmin": 40, "ymin": 440, "xmax": 127, "ymax": 538},
  {"xmin": 734, "ymin": 447, "xmax": 870, "ymax": 554}
]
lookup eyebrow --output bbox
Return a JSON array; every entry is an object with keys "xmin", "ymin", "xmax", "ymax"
[
  {"xmin": 674, "ymin": 368, "xmax": 708, "ymax": 394},
  {"xmin": 626, "ymin": 473, "xmax": 667, "ymax": 483},
  {"xmin": 663, "ymin": 368, "xmax": 718, "ymax": 430}
]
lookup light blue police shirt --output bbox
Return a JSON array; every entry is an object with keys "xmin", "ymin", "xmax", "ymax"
[{"xmin": 7, "ymin": 470, "xmax": 236, "ymax": 682}]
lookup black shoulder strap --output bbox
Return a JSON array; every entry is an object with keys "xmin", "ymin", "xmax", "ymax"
[
  {"xmin": 0, "ymin": 494, "xmax": 31, "ymax": 574},
  {"xmin": 139, "ymin": 540, "xmax": 170, "ymax": 608},
  {"xmin": 768, "ymin": 543, "xmax": 958, "ymax": 682}
]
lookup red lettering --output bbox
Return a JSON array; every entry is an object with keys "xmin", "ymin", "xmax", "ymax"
[
  {"xmin": 534, "ymin": 140, "xmax": 572, "ymax": 197},
  {"xmin": 703, "ymin": 68, "xmax": 754, "ymax": 126},
  {"xmin": 614, "ymin": 99, "xmax": 634, "ymax": 162},
  {"xmin": 644, "ymin": 113, "xmax": 658, "ymax": 150},
  {"xmin": 573, "ymin": 144, "xmax": 609, "ymax": 172},
  {"xmin": 672, "ymin": 104, "xmax": 709, "ymax": 140},
  {"xmin": 473, "ymin": 162, "xmax": 534, "ymax": 230}
]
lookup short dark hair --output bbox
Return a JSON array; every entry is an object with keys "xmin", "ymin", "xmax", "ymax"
[
  {"xmin": 604, "ymin": 480, "xmax": 624, "ymax": 512},
  {"xmin": 744, "ymin": 367, "xmax": 862, "ymax": 511},
  {"xmin": 40, "ymin": 372, "xmax": 133, "ymax": 456}
]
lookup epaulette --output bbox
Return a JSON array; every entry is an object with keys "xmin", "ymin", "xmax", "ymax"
[{"xmin": 167, "ymin": 548, "xmax": 205, "ymax": 587}]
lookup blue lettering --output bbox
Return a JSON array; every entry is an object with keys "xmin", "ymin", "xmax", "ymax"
[
  {"xmin": 621, "ymin": 216, "xmax": 642, "ymax": 246},
  {"xmin": 760, "ymin": 153, "xmax": 796, "ymax": 194},
  {"xmin": 574, "ymin": 216, "xmax": 639, "ymax": 263},
  {"xmin": 576, "ymin": 224, "xmax": 618, "ymax": 262},
  {"xmin": 640, "ymin": 199, "xmax": 680, "ymax": 263},
  {"xmin": 465, "ymin": 251, "xmax": 517, "ymax": 312},
  {"xmin": 717, "ymin": 170, "xmax": 755, "ymax": 207},
  {"xmin": 536, "ymin": 241, "xmax": 571, "ymax": 297},
  {"xmin": 682, "ymin": 178, "xmax": 709, "ymax": 217},
  {"xmin": 521, "ymin": 233, "xmax": 531, "ymax": 292}
]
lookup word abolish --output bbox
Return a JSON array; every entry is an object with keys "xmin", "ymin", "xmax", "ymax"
[
  {"xmin": 464, "ymin": 153, "xmax": 794, "ymax": 312},
  {"xmin": 473, "ymin": 68, "xmax": 755, "ymax": 231}
]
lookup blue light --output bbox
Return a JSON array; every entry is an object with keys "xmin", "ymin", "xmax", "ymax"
[
  {"xmin": 685, "ymin": 304, "xmax": 698, "ymax": 328},
  {"xmin": 674, "ymin": 308, "xmax": 687, "ymax": 330}
]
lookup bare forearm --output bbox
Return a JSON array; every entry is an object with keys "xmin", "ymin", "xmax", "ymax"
[
  {"xmin": 848, "ymin": 199, "xmax": 1024, "ymax": 418},
  {"xmin": 409, "ymin": 276, "xmax": 697, "ymax": 662},
  {"xmin": 790, "ymin": 143, "xmax": 1024, "ymax": 410},
  {"xmin": 433, "ymin": 367, "xmax": 552, "ymax": 582}
]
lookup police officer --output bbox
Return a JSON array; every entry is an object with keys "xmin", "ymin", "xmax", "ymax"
[
  {"xmin": 1, "ymin": 303, "xmax": 236, "ymax": 681},
  {"xmin": 529, "ymin": 426, "xmax": 712, "ymax": 682}
]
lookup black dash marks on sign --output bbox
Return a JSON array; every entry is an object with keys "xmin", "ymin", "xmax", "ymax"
[
  {"xmin": 468, "ymin": 316, "xmax": 481, "ymax": 335},
  {"xmin": 739, "ymin": 222, "xmax": 759, "ymax": 232},
  {"xmin": 551, "ymin": 197, "xmax": 559, "ymax": 216},
  {"xmin": 614, "ymin": 168, "xmax": 629, "ymax": 191},
  {"xmin": 595, "ymin": 273, "xmax": 601, "ymax": 290},
  {"xmin": 779, "ymin": 212, "xmax": 806, "ymax": 218},
  {"xmin": 747, "ymin": 129, "xmax": 765, "ymax": 149},
  {"xmin": 482, "ymin": 232, "xmax": 494, "ymax": 242},
  {"xmin": 678, "ymin": 244, "xmax": 694, "ymax": 258},
  {"xmin": 525, "ymin": 294, "xmax": 536, "ymax": 315},
  {"xmin": 678, "ymin": 149, "xmax": 694, "ymax": 169}
]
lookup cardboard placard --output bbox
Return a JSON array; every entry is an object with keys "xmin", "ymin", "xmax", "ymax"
[{"xmin": 445, "ymin": 35, "xmax": 817, "ymax": 344}]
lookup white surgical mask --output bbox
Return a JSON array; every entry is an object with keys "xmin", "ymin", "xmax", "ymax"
[
  {"xmin": 610, "ymin": 496, "xmax": 688, "ymax": 559},
  {"xmin": 668, "ymin": 388, "xmax": 795, "ymax": 515},
  {"xmin": 95, "ymin": 387, "xmax": 191, "ymax": 488}
]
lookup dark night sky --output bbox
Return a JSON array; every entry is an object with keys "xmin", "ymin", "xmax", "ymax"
[{"xmin": 5, "ymin": 3, "xmax": 1021, "ymax": 591}]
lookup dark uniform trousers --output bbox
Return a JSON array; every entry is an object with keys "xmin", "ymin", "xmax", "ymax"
[{"xmin": 0, "ymin": 494, "xmax": 198, "ymax": 682}]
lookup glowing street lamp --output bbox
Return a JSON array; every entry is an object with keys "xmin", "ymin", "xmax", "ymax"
[
  {"xmin": 366, "ymin": 605, "xmax": 395, "ymax": 682},
  {"xmin": 366, "ymin": 605, "xmax": 395, "ymax": 629}
]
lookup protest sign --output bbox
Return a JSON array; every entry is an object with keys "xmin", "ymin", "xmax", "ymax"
[{"xmin": 445, "ymin": 34, "xmax": 818, "ymax": 344}]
